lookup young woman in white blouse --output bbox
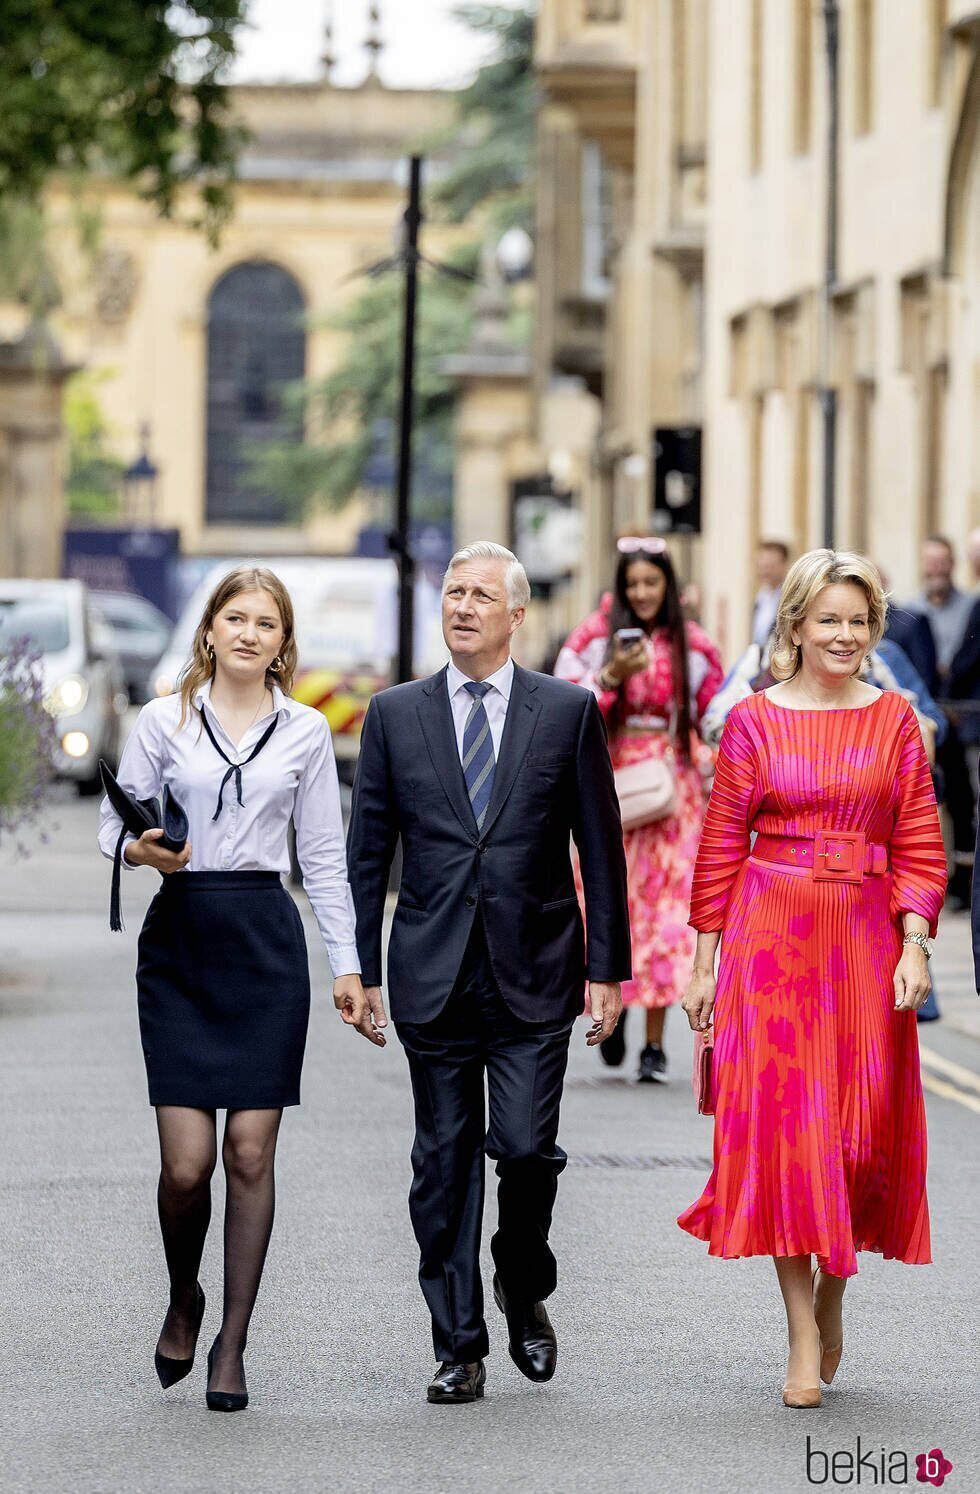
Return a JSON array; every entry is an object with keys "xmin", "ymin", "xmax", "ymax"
[{"xmin": 98, "ymin": 565, "xmax": 376, "ymax": 1412}]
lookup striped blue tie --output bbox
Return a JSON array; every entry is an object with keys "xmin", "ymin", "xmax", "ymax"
[{"xmin": 462, "ymin": 681, "xmax": 495, "ymax": 830}]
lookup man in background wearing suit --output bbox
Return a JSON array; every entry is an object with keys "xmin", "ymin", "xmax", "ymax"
[{"xmin": 346, "ymin": 541, "xmax": 631, "ymax": 1404}]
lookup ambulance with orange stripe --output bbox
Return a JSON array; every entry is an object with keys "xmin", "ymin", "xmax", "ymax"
[{"xmin": 152, "ymin": 557, "xmax": 444, "ymax": 779}]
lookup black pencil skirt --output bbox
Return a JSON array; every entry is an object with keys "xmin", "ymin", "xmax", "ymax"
[{"xmin": 136, "ymin": 871, "xmax": 311, "ymax": 1109}]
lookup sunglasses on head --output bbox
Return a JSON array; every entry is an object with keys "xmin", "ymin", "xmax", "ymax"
[{"xmin": 617, "ymin": 536, "xmax": 668, "ymax": 555}]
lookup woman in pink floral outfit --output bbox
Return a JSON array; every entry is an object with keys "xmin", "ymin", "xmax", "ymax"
[{"xmin": 555, "ymin": 539, "xmax": 723, "ymax": 1081}]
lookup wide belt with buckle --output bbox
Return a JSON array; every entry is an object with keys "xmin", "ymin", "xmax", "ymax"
[{"xmin": 752, "ymin": 831, "xmax": 888, "ymax": 883}]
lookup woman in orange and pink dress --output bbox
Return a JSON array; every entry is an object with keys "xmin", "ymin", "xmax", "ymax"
[
  {"xmin": 555, "ymin": 539, "xmax": 723, "ymax": 1082},
  {"xmin": 678, "ymin": 550, "xmax": 946, "ymax": 1409}
]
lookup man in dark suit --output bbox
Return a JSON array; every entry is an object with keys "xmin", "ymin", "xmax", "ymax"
[{"xmin": 345, "ymin": 541, "xmax": 631, "ymax": 1404}]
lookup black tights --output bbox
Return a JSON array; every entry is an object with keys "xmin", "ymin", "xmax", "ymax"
[{"xmin": 155, "ymin": 1106, "xmax": 283, "ymax": 1394}]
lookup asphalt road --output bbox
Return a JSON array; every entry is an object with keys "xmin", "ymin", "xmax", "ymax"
[{"xmin": 1, "ymin": 785, "xmax": 978, "ymax": 1494}]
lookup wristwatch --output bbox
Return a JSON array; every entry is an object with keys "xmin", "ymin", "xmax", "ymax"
[{"xmin": 903, "ymin": 931, "xmax": 934, "ymax": 959}]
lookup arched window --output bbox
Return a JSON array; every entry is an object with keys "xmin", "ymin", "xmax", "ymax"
[{"xmin": 205, "ymin": 261, "xmax": 306, "ymax": 524}]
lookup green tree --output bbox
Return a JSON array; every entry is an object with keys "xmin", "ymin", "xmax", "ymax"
[
  {"xmin": 63, "ymin": 370, "xmax": 126, "ymax": 518},
  {"xmin": 246, "ymin": 247, "xmax": 479, "ymax": 522},
  {"xmin": 431, "ymin": 4, "xmax": 536, "ymax": 235},
  {"xmin": 0, "ymin": 0, "xmax": 248, "ymax": 253},
  {"xmin": 248, "ymin": 4, "xmax": 536, "ymax": 520}
]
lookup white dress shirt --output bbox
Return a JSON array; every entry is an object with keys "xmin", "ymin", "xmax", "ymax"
[
  {"xmin": 446, "ymin": 657, "xmax": 514, "ymax": 762},
  {"xmin": 98, "ymin": 681, "xmax": 360, "ymax": 976}
]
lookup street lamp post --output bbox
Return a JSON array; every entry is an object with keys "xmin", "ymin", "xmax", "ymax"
[
  {"xmin": 391, "ymin": 155, "xmax": 422, "ymax": 685},
  {"xmin": 357, "ymin": 154, "xmax": 474, "ymax": 683},
  {"xmin": 123, "ymin": 422, "xmax": 160, "ymax": 524}
]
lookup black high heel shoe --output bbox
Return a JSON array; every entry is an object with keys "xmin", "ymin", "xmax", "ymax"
[
  {"xmin": 205, "ymin": 1337, "xmax": 249, "ymax": 1413},
  {"xmin": 154, "ymin": 1284, "xmax": 206, "ymax": 1389}
]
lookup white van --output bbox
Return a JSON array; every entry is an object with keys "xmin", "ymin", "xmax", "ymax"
[{"xmin": 151, "ymin": 557, "xmax": 445, "ymax": 775}]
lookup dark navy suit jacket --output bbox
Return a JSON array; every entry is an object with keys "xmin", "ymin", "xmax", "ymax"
[
  {"xmin": 346, "ymin": 663, "xmax": 632, "ymax": 1025},
  {"xmin": 885, "ymin": 606, "xmax": 939, "ymax": 697}
]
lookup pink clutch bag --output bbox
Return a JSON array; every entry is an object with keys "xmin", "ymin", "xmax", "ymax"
[{"xmin": 692, "ymin": 1025, "xmax": 715, "ymax": 1114}]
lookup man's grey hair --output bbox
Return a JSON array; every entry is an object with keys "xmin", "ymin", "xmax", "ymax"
[{"xmin": 443, "ymin": 541, "xmax": 531, "ymax": 611}]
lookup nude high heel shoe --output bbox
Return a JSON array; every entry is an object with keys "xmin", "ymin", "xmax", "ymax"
[
  {"xmin": 782, "ymin": 1317, "xmax": 822, "ymax": 1408},
  {"xmin": 782, "ymin": 1383, "xmax": 822, "ymax": 1409}
]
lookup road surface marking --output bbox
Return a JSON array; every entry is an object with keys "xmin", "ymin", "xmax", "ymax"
[
  {"xmin": 921, "ymin": 1072, "xmax": 980, "ymax": 1116},
  {"xmin": 919, "ymin": 1043, "xmax": 980, "ymax": 1096}
]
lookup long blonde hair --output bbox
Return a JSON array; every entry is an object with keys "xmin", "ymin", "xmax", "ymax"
[
  {"xmin": 177, "ymin": 566, "xmax": 298, "ymax": 729},
  {"xmin": 770, "ymin": 549, "xmax": 887, "ymax": 681}
]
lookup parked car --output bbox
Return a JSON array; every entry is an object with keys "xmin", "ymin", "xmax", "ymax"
[
  {"xmin": 152, "ymin": 556, "xmax": 445, "ymax": 782},
  {"xmin": 92, "ymin": 590, "xmax": 173, "ymax": 703},
  {"xmin": 0, "ymin": 579, "xmax": 127, "ymax": 795}
]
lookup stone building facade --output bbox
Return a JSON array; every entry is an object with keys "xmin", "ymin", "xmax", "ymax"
[
  {"xmin": 29, "ymin": 67, "xmax": 456, "ymax": 563},
  {"xmin": 533, "ymin": 0, "xmax": 980, "ymax": 659},
  {"xmin": 534, "ymin": 0, "xmax": 709, "ymax": 632}
]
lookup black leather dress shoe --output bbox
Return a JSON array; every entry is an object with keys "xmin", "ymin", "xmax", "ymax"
[
  {"xmin": 426, "ymin": 1360, "xmax": 486, "ymax": 1403},
  {"xmin": 492, "ymin": 1274, "xmax": 557, "ymax": 1382}
]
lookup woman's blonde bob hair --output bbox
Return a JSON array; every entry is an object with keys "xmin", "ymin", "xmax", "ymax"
[
  {"xmin": 177, "ymin": 565, "xmax": 297, "ymax": 728},
  {"xmin": 769, "ymin": 549, "xmax": 887, "ymax": 681}
]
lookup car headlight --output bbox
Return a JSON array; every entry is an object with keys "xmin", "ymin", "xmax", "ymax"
[
  {"xmin": 61, "ymin": 731, "xmax": 90, "ymax": 759},
  {"xmin": 45, "ymin": 675, "xmax": 89, "ymax": 717}
]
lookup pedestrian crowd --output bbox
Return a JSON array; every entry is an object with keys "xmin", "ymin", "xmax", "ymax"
[{"xmin": 96, "ymin": 531, "xmax": 967, "ymax": 1416}]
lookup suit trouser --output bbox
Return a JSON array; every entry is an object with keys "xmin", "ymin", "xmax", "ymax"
[{"xmin": 396, "ymin": 918, "xmax": 575, "ymax": 1364}]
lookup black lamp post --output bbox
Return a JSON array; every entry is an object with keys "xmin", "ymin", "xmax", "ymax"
[
  {"xmin": 123, "ymin": 422, "xmax": 160, "ymax": 525},
  {"xmin": 391, "ymin": 156, "xmax": 422, "ymax": 685}
]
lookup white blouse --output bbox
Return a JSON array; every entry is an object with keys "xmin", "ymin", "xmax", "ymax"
[{"xmin": 98, "ymin": 681, "xmax": 360, "ymax": 977}]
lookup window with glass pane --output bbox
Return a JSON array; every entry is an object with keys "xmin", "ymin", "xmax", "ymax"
[{"xmin": 205, "ymin": 262, "xmax": 306, "ymax": 525}]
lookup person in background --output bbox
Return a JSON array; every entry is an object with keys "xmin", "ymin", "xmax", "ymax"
[
  {"xmin": 958, "ymin": 525, "xmax": 980, "ymax": 801},
  {"xmin": 948, "ymin": 590, "xmax": 980, "ymax": 800},
  {"xmin": 914, "ymin": 537, "xmax": 973, "ymax": 681},
  {"xmin": 751, "ymin": 540, "xmax": 791, "ymax": 652},
  {"xmin": 555, "ymin": 538, "xmax": 724, "ymax": 1083},
  {"xmin": 878, "ymin": 566, "xmax": 938, "ymax": 697},
  {"xmin": 912, "ymin": 537, "xmax": 975, "ymax": 908}
]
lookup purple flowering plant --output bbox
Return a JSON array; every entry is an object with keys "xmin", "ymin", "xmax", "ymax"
[{"xmin": 0, "ymin": 635, "xmax": 57, "ymax": 852}]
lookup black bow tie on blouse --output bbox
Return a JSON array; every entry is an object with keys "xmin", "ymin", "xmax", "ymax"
[{"xmin": 198, "ymin": 707, "xmax": 280, "ymax": 821}]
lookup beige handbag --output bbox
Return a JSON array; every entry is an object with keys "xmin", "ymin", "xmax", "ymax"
[{"xmin": 614, "ymin": 751, "xmax": 677, "ymax": 830}]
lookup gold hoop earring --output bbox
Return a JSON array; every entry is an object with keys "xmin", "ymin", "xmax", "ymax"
[
  {"xmin": 270, "ymin": 656, "xmax": 283, "ymax": 675},
  {"xmin": 206, "ymin": 640, "xmax": 215, "ymax": 663}
]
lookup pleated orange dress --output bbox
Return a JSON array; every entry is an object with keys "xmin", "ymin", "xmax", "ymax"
[{"xmin": 677, "ymin": 690, "xmax": 946, "ymax": 1277}]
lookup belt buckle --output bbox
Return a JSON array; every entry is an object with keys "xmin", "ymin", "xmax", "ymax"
[{"xmin": 813, "ymin": 830, "xmax": 865, "ymax": 883}]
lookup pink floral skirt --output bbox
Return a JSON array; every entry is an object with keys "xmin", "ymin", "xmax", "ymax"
[{"xmin": 576, "ymin": 732, "xmax": 707, "ymax": 1009}]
